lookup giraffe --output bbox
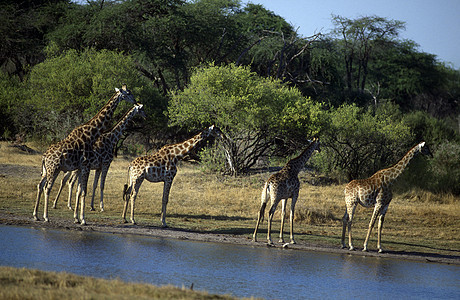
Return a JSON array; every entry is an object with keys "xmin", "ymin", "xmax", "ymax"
[
  {"xmin": 52, "ymin": 103, "xmax": 145, "ymax": 212},
  {"xmin": 341, "ymin": 141, "xmax": 432, "ymax": 253},
  {"xmin": 252, "ymin": 137, "xmax": 320, "ymax": 245},
  {"xmin": 122, "ymin": 125, "xmax": 222, "ymax": 227},
  {"xmin": 33, "ymin": 85, "xmax": 137, "ymax": 225}
]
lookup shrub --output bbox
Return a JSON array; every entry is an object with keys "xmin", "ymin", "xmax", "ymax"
[
  {"xmin": 168, "ymin": 63, "xmax": 323, "ymax": 175},
  {"xmin": 429, "ymin": 142, "xmax": 460, "ymax": 195},
  {"xmin": 311, "ymin": 102, "xmax": 413, "ymax": 181},
  {"xmin": 23, "ymin": 48, "xmax": 164, "ymax": 143}
]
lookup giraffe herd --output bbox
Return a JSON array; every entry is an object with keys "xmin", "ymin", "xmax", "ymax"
[{"xmin": 33, "ymin": 85, "xmax": 432, "ymax": 253}]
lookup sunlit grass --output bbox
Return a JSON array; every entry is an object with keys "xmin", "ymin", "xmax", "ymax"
[
  {"xmin": 0, "ymin": 266, "xmax": 240, "ymax": 300},
  {"xmin": 0, "ymin": 141, "xmax": 459, "ymax": 256}
]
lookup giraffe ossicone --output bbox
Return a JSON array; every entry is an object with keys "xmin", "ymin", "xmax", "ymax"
[
  {"xmin": 341, "ymin": 141, "xmax": 432, "ymax": 253},
  {"xmin": 252, "ymin": 137, "xmax": 321, "ymax": 245},
  {"xmin": 122, "ymin": 125, "xmax": 223, "ymax": 227}
]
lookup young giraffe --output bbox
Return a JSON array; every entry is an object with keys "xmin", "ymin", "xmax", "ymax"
[
  {"xmin": 52, "ymin": 104, "xmax": 145, "ymax": 212},
  {"xmin": 122, "ymin": 125, "xmax": 222, "ymax": 227},
  {"xmin": 341, "ymin": 141, "xmax": 432, "ymax": 253},
  {"xmin": 252, "ymin": 137, "xmax": 320, "ymax": 245},
  {"xmin": 33, "ymin": 85, "xmax": 136, "ymax": 225}
]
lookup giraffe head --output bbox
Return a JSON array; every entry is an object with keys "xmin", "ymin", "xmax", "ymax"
[
  {"xmin": 417, "ymin": 141, "xmax": 433, "ymax": 157},
  {"xmin": 115, "ymin": 84, "xmax": 137, "ymax": 105},
  {"xmin": 134, "ymin": 103, "xmax": 147, "ymax": 119},
  {"xmin": 201, "ymin": 125, "xmax": 224, "ymax": 140},
  {"xmin": 311, "ymin": 136, "xmax": 321, "ymax": 153}
]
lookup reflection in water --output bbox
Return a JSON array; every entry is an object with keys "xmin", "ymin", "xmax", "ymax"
[{"xmin": 0, "ymin": 225, "xmax": 459, "ymax": 299}]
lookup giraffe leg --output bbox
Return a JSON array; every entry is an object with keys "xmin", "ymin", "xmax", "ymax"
[
  {"xmin": 266, "ymin": 200, "xmax": 279, "ymax": 246},
  {"xmin": 43, "ymin": 172, "xmax": 59, "ymax": 222},
  {"xmin": 74, "ymin": 169, "xmax": 89, "ymax": 225},
  {"xmin": 377, "ymin": 214, "xmax": 386, "ymax": 253},
  {"xmin": 160, "ymin": 180, "xmax": 173, "ymax": 228},
  {"xmin": 341, "ymin": 210, "xmax": 349, "ymax": 249},
  {"xmin": 67, "ymin": 172, "xmax": 77, "ymax": 210},
  {"xmin": 279, "ymin": 199, "xmax": 287, "ymax": 243},
  {"xmin": 99, "ymin": 167, "xmax": 109, "ymax": 212},
  {"xmin": 253, "ymin": 184, "xmax": 269, "ymax": 242},
  {"xmin": 122, "ymin": 184, "xmax": 131, "ymax": 223},
  {"xmin": 74, "ymin": 173, "xmax": 82, "ymax": 224},
  {"xmin": 90, "ymin": 169, "xmax": 101, "ymax": 211},
  {"xmin": 345, "ymin": 205, "xmax": 357, "ymax": 251},
  {"xmin": 126, "ymin": 179, "xmax": 143, "ymax": 225},
  {"xmin": 78, "ymin": 169, "xmax": 90, "ymax": 225},
  {"xmin": 252, "ymin": 202, "xmax": 266, "ymax": 242},
  {"xmin": 52, "ymin": 171, "xmax": 71, "ymax": 209},
  {"xmin": 289, "ymin": 194, "xmax": 298, "ymax": 244},
  {"xmin": 363, "ymin": 205, "xmax": 381, "ymax": 252},
  {"xmin": 33, "ymin": 176, "xmax": 46, "ymax": 221}
]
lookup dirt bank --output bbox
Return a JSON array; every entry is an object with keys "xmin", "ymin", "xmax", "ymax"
[{"xmin": 1, "ymin": 212, "xmax": 459, "ymax": 266}]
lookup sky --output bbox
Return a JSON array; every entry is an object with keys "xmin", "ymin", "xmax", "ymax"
[{"xmin": 249, "ymin": 0, "xmax": 460, "ymax": 69}]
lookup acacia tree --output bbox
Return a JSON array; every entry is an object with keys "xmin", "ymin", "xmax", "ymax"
[
  {"xmin": 331, "ymin": 15, "xmax": 405, "ymax": 92},
  {"xmin": 168, "ymin": 63, "xmax": 323, "ymax": 175},
  {"xmin": 0, "ymin": 0, "xmax": 68, "ymax": 79}
]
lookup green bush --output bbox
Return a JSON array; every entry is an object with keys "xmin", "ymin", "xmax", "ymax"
[
  {"xmin": 429, "ymin": 142, "xmax": 460, "ymax": 195},
  {"xmin": 23, "ymin": 48, "xmax": 164, "ymax": 143},
  {"xmin": 168, "ymin": 63, "xmax": 323, "ymax": 175},
  {"xmin": 0, "ymin": 72, "xmax": 25, "ymax": 140},
  {"xmin": 311, "ymin": 102, "xmax": 413, "ymax": 181}
]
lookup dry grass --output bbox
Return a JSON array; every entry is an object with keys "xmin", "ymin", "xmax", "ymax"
[
  {"xmin": 0, "ymin": 266, "xmax": 240, "ymax": 299},
  {"xmin": 0, "ymin": 141, "xmax": 459, "ymax": 256}
]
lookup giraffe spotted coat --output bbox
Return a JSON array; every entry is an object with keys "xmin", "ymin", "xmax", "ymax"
[
  {"xmin": 252, "ymin": 137, "xmax": 320, "ymax": 245},
  {"xmin": 341, "ymin": 141, "xmax": 432, "ymax": 253},
  {"xmin": 122, "ymin": 125, "xmax": 222, "ymax": 227}
]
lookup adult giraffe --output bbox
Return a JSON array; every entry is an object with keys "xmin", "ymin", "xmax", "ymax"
[
  {"xmin": 252, "ymin": 137, "xmax": 321, "ymax": 245},
  {"xmin": 34, "ymin": 85, "xmax": 137, "ymax": 225},
  {"xmin": 341, "ymin": 141, "xmax": 432, "ymax": 253},
  {"xmin": 52, "ymin": 103, "xmax": 145, "ymax": 212},
  {"xmin": 122, "ymin": 125, "xmax": 223, "ymax": 227}
]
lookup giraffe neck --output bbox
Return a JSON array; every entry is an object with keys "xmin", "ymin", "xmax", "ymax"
[
  {"xmin": 379, "ymin": 143, "xmax": 422, "ymax": 184},
  {"xmin": 100, "ymin": 105, "xmax": 140, "ymax": 147},
  {"xmin": 163, "ymin": 130, "xmax": 207, "ymax": 161},
  {"xmin": 62, "ymin": 91, "xmax": 123, "ymax": 147},
  {"xmin": 84, "ymin": 91, "xmax": 122, "ymax": 134},
  {"xmin": 286, "ymin": 140, "xmax": 318, "ymax": 175}
]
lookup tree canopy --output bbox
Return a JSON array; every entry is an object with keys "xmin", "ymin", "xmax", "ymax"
[{"xmin": 0, "ymin": 0, "xmax": 459, "ymax": 192}]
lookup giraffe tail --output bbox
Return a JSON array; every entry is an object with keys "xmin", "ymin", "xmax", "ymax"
[
  {"xmin": 122, "ymin": 166, "xmax": 131, "ymax": 201},
  {"xmin": 123, "ymin": 184, "xmax": 129, "ymax": 202}
]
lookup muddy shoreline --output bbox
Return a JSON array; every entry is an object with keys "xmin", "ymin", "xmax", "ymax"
[{"xmin": 1, "ymin": 212, "xmax": 459, "ymax": 266}]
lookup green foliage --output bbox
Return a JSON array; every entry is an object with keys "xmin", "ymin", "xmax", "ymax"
[
  {"xmin": 0, "ymin": 72, "xmax": 25, "ymax": 139},
  {"xmin": 331, "ymin": 14, "xmax": 405, "ymax": 92},
  {"xmin": 24, "ymin": 48, "xmax": 164, "ymax": 143},
  {"xmin": 0, "ymin": 0, "xmax": 69, "ymax": 78},
  {"xmin": 237, "ymin": 3, "xmax": 294, "ymax": 35},
  {"xmin": 311, "ymin": 102, "xmax": 413, "ymax": 181},
  {"xmin": 169, "ymin": 63, "xmax": 322, "ymax": 174},
  {"xmin": 403, "ymin": 110, "xmax": 459, "ymax": 145},
  {"xmin": 429, "ymin": 142, "xmax": 460, "ymax": 195}
]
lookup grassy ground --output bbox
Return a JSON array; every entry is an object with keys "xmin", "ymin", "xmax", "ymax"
[
  {"xmin": 0, "ymin": 266, "xmax": 240, "ymax": 299},
  {"xmin": 0, "ymin": 141, "xmax": 459, "ymax": 256}
]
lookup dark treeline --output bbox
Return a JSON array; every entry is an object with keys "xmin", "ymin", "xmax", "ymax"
[{"xmin": 0, "ymin": 0, "xmax": 459, "ymax": 192}]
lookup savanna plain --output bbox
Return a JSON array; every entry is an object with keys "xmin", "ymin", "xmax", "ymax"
[{"xmin": 0, "ymin": 141, "xmax": 459, "ymax": 299}]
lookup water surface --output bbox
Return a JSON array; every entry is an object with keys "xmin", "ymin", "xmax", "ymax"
[{"xmin": 0, "ymin": 225, "xmax": 458, "ymax": 299}]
